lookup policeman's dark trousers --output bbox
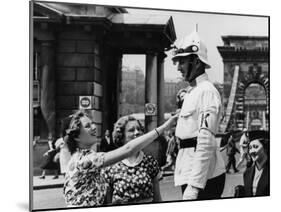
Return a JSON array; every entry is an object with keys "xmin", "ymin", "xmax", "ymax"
[{"xmin": 181, "ymin": 173, "xmax": 226, "ymax": 200}]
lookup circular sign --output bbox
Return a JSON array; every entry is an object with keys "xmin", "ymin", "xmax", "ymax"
[
  {"xmin": 80, "ymin": 97, "xmax": 91, "ymax": 108},
  {"xmin": 145, "ymin": 103, "xmax": 157, "ymax": 116}
]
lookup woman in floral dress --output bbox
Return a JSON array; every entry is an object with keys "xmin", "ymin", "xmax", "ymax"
[
  {"xmin": 102, "ymin": 116, "xmax": 161, "ymax": 205},
  {"xmin": 63, "ymin": 111, "xmax": 178, "ymax": 207}
]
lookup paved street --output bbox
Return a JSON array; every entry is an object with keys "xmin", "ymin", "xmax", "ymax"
[
  {"xmin": 33, "ymin": 147, "xmax": 245, "ymax": 210},
  {"xmin": 33, "ymin": 172, "xmax": 243, "ymax": 210}
]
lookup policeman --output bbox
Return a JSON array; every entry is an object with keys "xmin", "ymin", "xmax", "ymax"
[{"xmin": 172, "ymin": 30, "xmax": 226, "ymax": 200}]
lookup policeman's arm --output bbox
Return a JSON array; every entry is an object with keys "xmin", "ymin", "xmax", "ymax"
[{"xmin": 188, "ymin": 90, "xmax": 221, "ymax": 192}]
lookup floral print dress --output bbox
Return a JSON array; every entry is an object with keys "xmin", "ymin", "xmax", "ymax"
[
  {"xmin": 63, "ymin": 149, "xmax": 108, "ymax": 206},
  {"xmin": 102, "ymin": 151, "xmax": 160, "ymax": 204}
]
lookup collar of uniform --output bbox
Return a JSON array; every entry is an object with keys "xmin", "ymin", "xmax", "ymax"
[
  {"xmin": 195, "ymin": 73, "xmax": 208, "ymax": 85},
  {"xmin": 186, "ymin": 73, "xmax": 208, "ymax": 92}
]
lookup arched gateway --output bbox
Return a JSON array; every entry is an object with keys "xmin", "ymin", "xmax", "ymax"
[{"xmin": 217, "ymin": 36, "xmax": 269, "ymax": 132}]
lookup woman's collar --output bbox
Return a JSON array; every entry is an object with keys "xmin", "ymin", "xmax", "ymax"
[
  {"xmin": 122, "ymin": 151, "xmax": 144, "ymax": 167},
  {"xmin": 255, "ymin": 156, "xmax": 268, "ymax": 171}
]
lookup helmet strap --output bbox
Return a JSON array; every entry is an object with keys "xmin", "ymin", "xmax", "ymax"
[{"xmin": 186, "ymin": 55, "xmax": 205, "ymax": 83}]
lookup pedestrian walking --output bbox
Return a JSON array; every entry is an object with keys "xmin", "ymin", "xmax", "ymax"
[
  {"xmin": 55, "ymin": 116, "xmax": 72, "ymax": 176},
  {"xmin": 161, "ymin": 130, "xmax": 178, "ymax": 172},
  {"xmin": 224, "ymin": 135, "xmax": 240, "ymax": 173},
  {"xmin": 236, "ymin": 128, "xmax": 252, "ymax": 169},
  {"xmin": 171, "ymin": 30, "xmax": 226, "ymax": 200},
  {"xmin": 39, "ymin": 135, "xmax": 60, "ymax": 179},
  {"xmin": 63, "ymin": 110, "xmax": 178, "ymax": 207}
]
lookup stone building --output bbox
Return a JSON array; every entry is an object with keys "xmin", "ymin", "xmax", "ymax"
[
  {"xmin": 31, "ymin": 2, "xmax": 176, "ymax": 174},
  {"xmin": 217, "ymin": 35, "xmax": 269, "ymax": 132}
]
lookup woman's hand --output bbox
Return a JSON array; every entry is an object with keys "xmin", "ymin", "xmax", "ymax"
[{"xmin": 163, "ymin": 112, "xmax": 179, "ymax": 130}]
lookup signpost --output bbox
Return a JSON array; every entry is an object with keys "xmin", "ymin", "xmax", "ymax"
[
  {"xmin": 145, "ymin": 103, "xmax": 157, "ymax": 116},
  {"xmin": 79, "ymin": 96, "xmax": 92, "ymax": 110}
]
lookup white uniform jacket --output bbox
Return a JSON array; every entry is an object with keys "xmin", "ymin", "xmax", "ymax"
[{"xmin": 174, "ymin": 73, "xmax": 225, "ymax": 189}]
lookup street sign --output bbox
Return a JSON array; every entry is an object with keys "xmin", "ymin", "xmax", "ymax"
[
  {"xmin": 145, "ymin": 103, "xmax": 157, "ymax": 116},
  {"xmin": 79, "ymin": 96, "xmax": 92, "ymax": 109}
]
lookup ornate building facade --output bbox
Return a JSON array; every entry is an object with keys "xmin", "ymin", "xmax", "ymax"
[{"xmin": 217, "ymin": 36, "xmax": 269, "ymax": 132}]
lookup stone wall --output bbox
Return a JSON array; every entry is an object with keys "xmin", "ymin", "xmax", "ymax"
[{"xmin": 55, "ymin": 26, "xmax": 103, "ymax": 138}]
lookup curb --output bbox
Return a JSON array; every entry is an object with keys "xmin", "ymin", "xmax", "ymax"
[
  {"xmin": 34, "ymin": 183, "xmax": 64, "ymax": 190},
  {"xmin": 162, "ymin": 171, "xmax": 174, "ymax": 177}
]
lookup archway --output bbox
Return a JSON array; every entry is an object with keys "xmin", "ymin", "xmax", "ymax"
[
  {"xmin": 235, "ymin": 63, "xmax": 269, "ymax": 130},
  {"xmin": 244, "ymin": 83, "xmax": 267, "ymax": 130}
]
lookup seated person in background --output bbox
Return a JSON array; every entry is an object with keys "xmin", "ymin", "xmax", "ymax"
[
  {"xmin": 102, "ymin": 116, "xmax": 161, "ymax": 205},
  {"xmin": 235, "ymin": 130, "xmax": 269, "ymax": 197}
]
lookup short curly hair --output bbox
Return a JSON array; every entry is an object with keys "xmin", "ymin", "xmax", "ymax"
[
  {"xmin": 64, "ymin": 111, "xmax": 89, "ymax": 155},
  {"xmin": 112, "ymin": 115, "xmax": 144, "ymax": 147}
]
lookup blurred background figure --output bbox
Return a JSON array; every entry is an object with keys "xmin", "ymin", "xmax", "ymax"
[
  {"xmin": 100, "ymin": 129, "xmax": 117, "ymax": 152},
  {"xmin": 33, "ymin": 136, "xmax": 40, "ymax": 148},
  {"xmin": 161, "ymin": 129, "xmax": 178, "ymax": 173},
  {"xmin": 236, "ymin": 128, "xmax": 252, "ymax": 169},
  {"xmin": 224, "ymin": 134, "xmax": 240, "ymax": 173},
  {"xmin": 176, "ymin": 88, "xmax": 187, "ymax": 110},
  {"xmin": 55, "ymin": 116, "xmax": 72, "ymax": 177},
  {"xmin": 38, "ymin": 135, "xmax": 60, "ymax": 179}
]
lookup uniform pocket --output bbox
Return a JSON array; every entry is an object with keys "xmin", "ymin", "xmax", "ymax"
[{"xmin": 180, "ymin": 106, "xmax": 196, "ymax": 118}]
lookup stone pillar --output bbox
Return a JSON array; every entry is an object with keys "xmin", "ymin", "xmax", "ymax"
[
  {"xmin": 40, "ymin": 40, "xmax": 56, "ymax": 140},
  {"xmin": 144, "ymin": 52, "xmax": 159, "ymax": 161},
  {"xmin": 157, "ymin": 53, "xmax": 166, "ymax": 125},
  {"xmin": 157, "ymin": 53, "xmax": 167, "ymax": 166},
  {"xmin": 145, "ymin": 52, "xmax": 158, "ymax": 131}
]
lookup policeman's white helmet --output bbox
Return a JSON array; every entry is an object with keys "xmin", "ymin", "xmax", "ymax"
[{"xmin": 172, "ymin": 31, "xmax": 211, "ymax": 69}]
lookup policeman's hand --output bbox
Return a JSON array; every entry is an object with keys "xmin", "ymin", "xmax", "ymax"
[{"xmin": 183, "ymin": 185, "xmax": 199, "ymax": 200}]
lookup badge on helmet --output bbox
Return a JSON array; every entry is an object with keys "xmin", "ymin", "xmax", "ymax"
[{"xmin": 172, "ymin": 30, "xmax": 211, "ymax": 69}]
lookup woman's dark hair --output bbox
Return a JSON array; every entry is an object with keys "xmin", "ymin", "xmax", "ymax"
[
  {"xmin": 60, "ymin": 116, "xmax": 72, "ymax": 138},
  {"xmin": 64, "ymin": 111, "xmax": 88, "ymax": 155},
  {"xmin": 248, "ymin": 130, "xmax": 269, "ymax": 156},
  {"xmin": 250, "ymin": 138, "xmax": 269, "ymax": 156},
  {"xmin": 112, "ymin": 115, "xmax": 144, "ymax": 147}
]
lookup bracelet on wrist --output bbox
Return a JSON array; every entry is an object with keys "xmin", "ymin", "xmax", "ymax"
[{"xmin": 154, "ymin": 128, "xmax": 160, "ymax": 137}]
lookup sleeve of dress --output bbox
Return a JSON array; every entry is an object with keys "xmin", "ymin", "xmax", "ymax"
[
  {"xmin": 101, "ymin": 166, "xmax": 112, "ymax": 185},
  {"xmin": 78, "ymin": 152, "xmax": 106, "ymax": 170},
  {"xmin": 189, "ymin": 89, "xmax": 222, "ymax": 189},
  {"xmin": 147, "ymin": 155, "xmax": 160, "ymax": 179}
]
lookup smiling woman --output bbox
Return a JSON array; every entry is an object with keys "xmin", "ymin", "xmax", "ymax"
[
  {"xmin": 62, "ymin": 110, "xmax": 178, "ymax": 207},
  {"xmin": 241, "ymin": 130, "xmax": 269, "ymax": 197},
  {"xmin": 102, "ymin": 115, "xmax": 162, "ymax": 205}
]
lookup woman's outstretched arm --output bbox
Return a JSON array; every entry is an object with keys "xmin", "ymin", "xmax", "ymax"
[{"xmin": 102, "ymin": 113, "xmax": 179, "ymax": 167}]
